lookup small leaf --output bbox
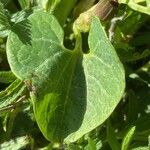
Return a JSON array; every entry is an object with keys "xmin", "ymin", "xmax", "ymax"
[
  {"xmin": 130, "ymin": 146, "xmax": 149, "ymax": 150},
  {"xmin": 68, "ymin": 144, "xmax": 82, "ymax": 150},
  {"xmin": 86, "ymin": 138, "xmax": 97, "ymax": 150},
  {"xmin": 0, "ymin": 136, "xmax": 29, "ymax": 150},
  {"xmin": 119, "ymin": 0, "xmax": 150, "ymax": 15},
  {"xmin": 53, "ymin": 0, "xmax": 77, "ymax": 25},
  {"xmin": 18, "ymin": 0, "xmax": 30, "ymax": 9},
  {"xmin": 0, "ymin": 79, "xmax": 26, "ymax": 110},
  {"xmin": 107, "ymin": 120, "xmax": 120, "ymax": 150},
  {"xmin": 11, "ymin": 9, "xmax": 33, "ymax": 24},
  {"xmin": 134, "ymin": 114, "xmax": 150, "ymax": 136},
  {"xmin": 0, "ymin": 2, "xmax": 11, "ymax": 37},
  {"xmin": 121, "ymin": 126, "xmax": 136, "ymax": 150},
  {"xmin": 0, "ymin": 71, "xmax": 16, "ymax": 83},
  {"xmin": 37, "ymin": 0, "xmax": 61, "ymax": 11}
]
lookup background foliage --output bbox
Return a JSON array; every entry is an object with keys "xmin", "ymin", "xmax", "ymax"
[{"xmin": 0, "ymin": 0, "xmax": 150, "ymax": 149}]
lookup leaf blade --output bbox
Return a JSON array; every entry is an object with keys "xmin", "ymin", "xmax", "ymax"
[
  {"xmin": 6, "ymin": 13, "xmax": 125, "ymax": 143},
  {"xmin": 65, "ymin": 17, "xmax": 125, "ymax": 142}
]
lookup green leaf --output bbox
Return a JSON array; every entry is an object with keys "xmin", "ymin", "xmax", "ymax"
[
  {"xmin": 53, "ymin": 0, "xmax": 78, "ymax": 25},
  {"xmin": 0, "ymin": 136, "xmax": 29, "ymax": 150},
  {"xmin": 86, "ymin": 138, "xmax": 97, "ymax": 150},
  {"xmin": 66, "ymin": 17, "xmax": 125, "ymax": 142},
  {"xmin": 11, "ymin": 9, "xmax": 33, "ymax": 24},
  {"xmin": 46, "ymin": 0, "xmax": 61, "ymax": 12},
  {"xmin": 6, "ymin": 11, "xmax": 125, "ymax": 142},
  {"xmin": 134, "ymin": 114, "xmax": 150, "ymax": 136},
  {"xmin": 7, "ymin": 11, "xmax": 81, "ymax": 142},
  {"xmin": 119, "ymin": 0, "xmax": 150, "ymax": 15},
  {"xmin": 18, "ymin": 0, "xmax": 30, "ymax": 9},
  {"xmin": 68, "ymin": 144, "xmax": 82, "ymax": 150},
  {"xmin": 121, "ymin": 126, "xmax": 136, "ymax": 150},
  {"xmin": 37, "ymin": 0, "xmax": 61, "ymax": 12},
  {"xmin": 0, "ymin": 71, "xmax": 16, "ymax": 83},
  {"xmin": 107, "ymin": 120, "xmax": 120, "ymax": 150},
  {"xmin": 131, "ymin": 146, "xmax": 149, "ymax": 150},
  {"xmin": 0, "ymin": 79, "xmax": 26, "ymax": 110},
  {"xmin": 0, "ymin": 2, "xmax": 11, "ymax": 37}
]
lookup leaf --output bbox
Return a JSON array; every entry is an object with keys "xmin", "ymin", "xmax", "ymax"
[
  {"xmin": 53, "ymin": 0, "xmax": 78, "ymax": 25},
  {"xmin": 68, "ymin": 144, "xmax": 82, "ymax": 150},
  {"xmin": 7, "ymin": 11, "xmax": 81, "ymax": 142},
  {"xmin": 0, "ymin": 79, "xmax": 26, "ymax": 110},
  {"xmin": 6, "ymin": 11, "xmax": 125, "ymax": 142},
  {"xmin": 37, "ymin": 0, "xmax": 61, "ymax": 11},
  {"xmin": 121, "ymin": 49, "xmax": 150, "ymax": 62},
  {"xmin": 46, "ymin": 0, "xmax": 61, "ymax": 12},
  {"xmin": 0, "ymin": 71, "xmax": 16, "ymax": 83},
  {"xmin": 18, "ymin": 0, "xmax": 30, "ymax": 9},
  {"xmin": 0, "ymin": 2, "xmax": 11, "ymax": 37},
  {"xmin": 119, "ymin": 0, "xmax": 150, "ymax": 15},
  {"xmin": 107, "ymin": 120, "xmax": 120, "ymax": 150},
  {"xmin": 121, "ymin": 126, "xmax": 136, "ymax": 150},
  {"xmin": 11, "ymin": 9, "xmax": 33, "ymax": 24},
  {"xmin": 65, "ymin": 17, "xmax": 125, "ymax": 142},
  {"xmin": 86, "ymin": 138, "xmax": 97, "ymax": 150},
  {"xmin": 0, "ymin": 136, "xmax": 29, "ymax": 150},
  {"xmin": 134, "ymin": 114, "xmax": 150, "ymax": 136},
  {"xmin": 131, "ymin": 146, "xmax": 149, "ymax": 150}
]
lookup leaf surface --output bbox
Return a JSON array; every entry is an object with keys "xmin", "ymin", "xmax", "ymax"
[
  {"xmin": 65, "ymin": 17, "xmax": 125, "ymax": 142},
  {"xmin": 6, "ymin": 11, "xmax": 125, "ymax": 142}
]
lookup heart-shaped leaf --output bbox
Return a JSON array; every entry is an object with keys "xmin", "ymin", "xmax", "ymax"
[{"xmin": 6, "ymin": 11, "xmax": 125, "ymax": 143}]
